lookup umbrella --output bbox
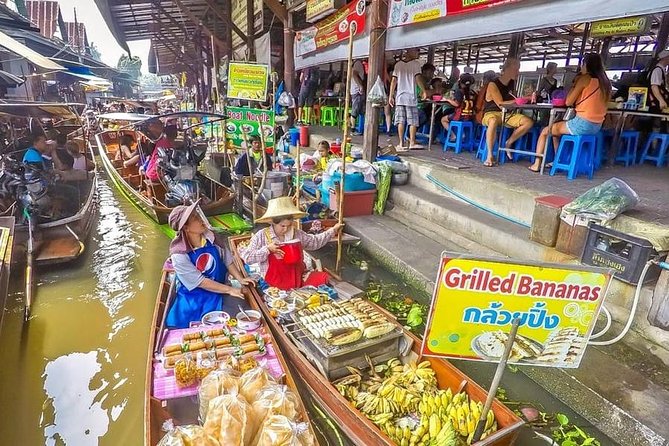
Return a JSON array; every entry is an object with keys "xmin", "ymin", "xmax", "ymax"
[{"xmin": 0, "ymin": 70, "xmax": 24, "ymax": 88}]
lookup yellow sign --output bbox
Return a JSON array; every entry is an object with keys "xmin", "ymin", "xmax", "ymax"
[
  {"xmin": 421, "ymin": 254, "xmax": 611, "ymax": 368},
  {"xmin": 306, "ymin": 0, "xmax": 337, "ymax": 22},
  {"xmin": 228, "ymin": 62, "xmax": 268, "ymax": 102},
  {"xmin": 591, "ymin": 16, "xmax": 649, "ymax": 38}
]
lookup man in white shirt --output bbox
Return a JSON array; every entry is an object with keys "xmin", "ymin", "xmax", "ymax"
[
  {"xmin": 648, "ymin": 49, "xmax": 669, "ymax": 134},
  {"xmin": 350, "ymin": 59, "xmax": 366, "ymax": 135},
  {"xmin": 389, "ymin": 48, "xmax": 428, "ymax": 149}
]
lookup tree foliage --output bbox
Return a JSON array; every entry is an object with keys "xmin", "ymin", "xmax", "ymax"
[
  {"xmin": 89, "ymin": 42, "xmax": 102, "ymax": 62},
  {"xmin": 117, "ymin": 54, "xmax": 142, "ymax": 80}
]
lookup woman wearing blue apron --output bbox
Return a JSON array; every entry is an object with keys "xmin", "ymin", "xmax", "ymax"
[{"xmin": 166, "ymin": 200, "xmax": 254, "ymax": 328}]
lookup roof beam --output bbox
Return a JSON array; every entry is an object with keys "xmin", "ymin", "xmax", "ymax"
[
  {"xmin": 172, "ymin": 0, "xmax": 227, "ymax": 50},
  {"xmin": 263, "ymin": 0, "xmax": 288, "ymax": 24},
  {"xmin": 201, "ymin": 0, "xmax": 246, "ymax": 42},
  {"xmin": 153, "ymin": 35, "xmax": 199, "ymax": 74}
]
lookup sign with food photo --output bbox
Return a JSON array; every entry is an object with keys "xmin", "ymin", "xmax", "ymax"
[
  {"xmin": 421, "ymin": 254, "xmax": 611, "ymax": 368},
  {"xmin": 224, "ymin": 106, "xmax": 275, "ymax": 150},
  {"xmin": 296, "ymin": 0, "xmax": 366, "ymax": 56},
  {"xmin": 228, "ymin": 62, "xmax": 269, "ymax": 101}
]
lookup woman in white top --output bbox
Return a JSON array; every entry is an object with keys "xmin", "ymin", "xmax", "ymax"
[{"xmin": 66, "ymin": 142, "xmax": 91, "ymax": 171}]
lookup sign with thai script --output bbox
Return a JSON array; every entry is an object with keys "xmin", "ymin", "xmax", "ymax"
[
  {"xmin": 421, "ymin": 253, "xmax": 611, "ymax": 368},
  {"xmin": 307, "ymin": 0, "xmax": 342, "ymax": 22},
  {"xmin": 388, "ymin": 0, "xmax": 520, "ymax": 28},
  {"xmin": 590, "ymin": 16, "xmax": 650, "ymax": 38},
  {"xmin": 228, "ymin": 62, "xmax": 268, "ymax": 101},
  {"xmin": 296, "ymin": 0, "xmax": 366, "ymax": 56},
  {"xmin": 224, "ymin": 106, "xmax": 275, "ymax": 149}
]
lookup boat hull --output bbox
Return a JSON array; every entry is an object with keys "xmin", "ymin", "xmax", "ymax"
[{"xmin": 96, "ymin": 131, "xmax": 235, "ymax": 225}]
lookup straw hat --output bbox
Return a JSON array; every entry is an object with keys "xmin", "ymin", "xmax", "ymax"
[{"xmin": 256, "ymin": 197, "xmax": 307, "ymax": 223}]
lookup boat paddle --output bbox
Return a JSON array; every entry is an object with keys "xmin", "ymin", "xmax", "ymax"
[{"xmin": 23, "ymin": 207, "xmax": 35, "ymax": 322}]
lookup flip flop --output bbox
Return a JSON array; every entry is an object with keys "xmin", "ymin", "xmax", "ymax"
[
  {"xmin": 528, "ymin": 166, "xmax": 540, "ymax": 173},
  {"xmin": 409, "ymin": 144, "xmax": 425, "ymax": 150},
  {"xmin": 483, "ymin": 160, "xmax": 495, "ymax": 167}
]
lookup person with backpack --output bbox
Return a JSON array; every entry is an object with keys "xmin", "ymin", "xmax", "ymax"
[
  {"xmin": 648, "ymin": 50, "xmax": 669, "ymax": 114},
  {"xmin": 474, "ymin": 71, "xmax": 497, "ymax": 125},
  {"xmin": 440, "ymin": 73, "xmax": 476, "ymax": 139}
]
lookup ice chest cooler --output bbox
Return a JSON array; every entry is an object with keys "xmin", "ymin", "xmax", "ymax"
[{"xmin": 328, "ymin": 188, "xmax": 376, "ymax": 217}]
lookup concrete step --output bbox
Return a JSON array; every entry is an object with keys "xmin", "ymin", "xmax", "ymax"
[{"xmin": 346, "ymin": 214, "xmax": 669, "ymax": 446}]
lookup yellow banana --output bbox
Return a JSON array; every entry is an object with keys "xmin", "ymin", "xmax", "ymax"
[
  {"xmin": 457, "ymin": 406, "xmax": 468, "ymax": 436},
  {"xmin": 485, "ymin": 410, "xmax": 495, "ymax": 431},
  {"xmin": 429, "ymin": 413, "xmax": 441, "ymax": 438},
  {"xmin": 466, "ymin": 413, "xmax": 475, "ymax": 435},
  {"xmin": 440, "ymin": 391, "xmax": 450, "ymax": 407}
]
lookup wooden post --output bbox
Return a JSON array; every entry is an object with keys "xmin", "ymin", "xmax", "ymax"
[
  {"xmin": 336, "ymin": 27, "xmax": 356, "ymax": 273},
  {"xmin": 578, "ymin": 24, "xmax": 591, "ymax": 66},
  {"xmin": 247, "ymin": 0, "xmax": 256, "ymax": 61},
  {"xmin": 295, "ymin": 141, "xmax": 301, "ymax": 202},
  {"xmin": 283, "ymin": 12, "xmax": 295, "ymax": 127},
  {"xmin": 362, "ymin": 0, "xmax": 388, "ymax": 162},
  {"xmin": 427, "ymin": 47, "xmax": 435, "ymax": 65},
  {"xmin": 508, "ymin": 32, "xmax": 523, "ymax": 59}
]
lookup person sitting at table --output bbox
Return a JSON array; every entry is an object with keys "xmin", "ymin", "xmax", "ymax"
[
  {"xmin": 529, "ymin": 53, "xmax": 611, "ymax": 172},
  {"xmin": 537, "ymin": 62, "xmax": 559, "ymax": 103},
  {"xmin": 482, "ymin": 58, "xmax": 534, "ymax": 167},
  {"xmin": 239, "ymin": 197, "xmax": 343, "ymax": 290},
  {"xmin": 440, "ymin": 73, "xmax": 476, "ymax": 139},
  {"xmin": 166, "ymin": 201, "xmax": 254, "ymax": 328}
]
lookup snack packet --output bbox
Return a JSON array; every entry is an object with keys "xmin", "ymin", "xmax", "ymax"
[
  {"xmin": 204, "ymin": 393, "xmax": 254, "ymax": 446},
  {"xmin": 239, "ymin": 366, "xmax": 275, "ymax": 403},
  {"xmin": 253, "ymin": 415, "xmax": 316, "ymax": 446},
  {"xmin": 157, "ymin": 424, "xmax": 218, "ymax": 446},
  {"xmin": 251, "ymin": 385, "xmax": 302, "ymax": 422},
  {"xmin": 198, "ymin": 367, "xmax": 240, "ymax": 422}
]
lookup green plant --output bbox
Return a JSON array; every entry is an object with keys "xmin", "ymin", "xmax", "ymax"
[{"xmin": 552, "ymin": 413, "xmax": 601, "ymax": 446}]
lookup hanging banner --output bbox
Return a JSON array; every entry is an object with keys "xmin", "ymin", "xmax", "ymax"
[
  {"xmin": 224, "ymin": 106, "xmax": 275, "ymax": 149},
  {"xmin": 227, "ymin": 62, "xmax": 268, "ymax": 101},
  {"xmin": 388, "ymin": 0, "xmax": 521, "ymax": 28},
  {"xmin": 590, "ymin": 16, "xmax": 650, "ymax": 38},
  {"xmin": 421, "ymin": 253, "xmax": 611, "ymax": 368},
  {"xmin": 306, "ymin": 0, "xmax": 343, "ymax": 22},
  {"xmin": 296, "ymin": 0, "xmax": 366, "ymax": 57}
]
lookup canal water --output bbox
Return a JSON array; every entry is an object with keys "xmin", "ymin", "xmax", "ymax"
[{"xmin": 0, "ymin": 173, "xmax": 616, "ymax": 445}]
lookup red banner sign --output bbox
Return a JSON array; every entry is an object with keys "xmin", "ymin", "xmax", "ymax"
[
  {"xmin": 296, "ymin": 0, "xmax": 366, "ymax": 56},
  {"xmin": 388, "ymin": 0, "xmax": 520, "ymax": 28}
]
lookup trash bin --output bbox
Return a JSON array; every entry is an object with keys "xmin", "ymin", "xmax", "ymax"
[
  {"xmin": 289, "ymin": 127, "xmax": 300, "ymax": 146},
  {"xmin": 299, "ymin": 124, "xmax": 310, "ymax": 147}
]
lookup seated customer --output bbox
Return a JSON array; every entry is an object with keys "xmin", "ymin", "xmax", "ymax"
[
  {"xmin": 529, "ymin": 53, "xmax": 610, "ymax": 172},
  {"xmin": 440, "ymin": 73, "xmax": 476, "ymax": 138},
  {"xmin": 23, "ymin": 134, "xmax": 51, "ymax": 170},
  {"xmin": 115, "ymin": 134, "xmax": 140, "ymax": 168},
  {"xmin": 482, "ymin": 58, "xmax": 534, "ymax": 166},
  {"xmin": 67, "ymin": 142, "xmax": 92, "ymax": 171},
  {"xmin": 239, "ymin": 197, "xmax": 342, "ymax": 290},
  {"xmin": 234, "ymin": 135, "xmax": 273, "ymax": 177},
  {"xmin": 166, "ymin": 201, "xmax": 254, "ymax": 328}
]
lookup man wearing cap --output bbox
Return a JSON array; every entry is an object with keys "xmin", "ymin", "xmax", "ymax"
[
  {"xmin": 166, "ymin": 201, "xmax": 254, "ymax": 328},
  {"xmin": 239, "ymin": 197, "xmax": 342, "ymax": 290},
  {"xmin": 649, "ymin": 50, "xmax": 669, "ymax": 114}
]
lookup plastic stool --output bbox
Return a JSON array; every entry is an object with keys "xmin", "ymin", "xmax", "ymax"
[
  {"xmin": 476, "ymin": 126, "xmax": 508, "ymax": 164},
  {"xmin": 355, "ymin": 113, "xmax": 365, "ymax": 134},
  {"xmin": 550, "ymin": 134, "xmax": 596, "ymax": 180},
  {"xmin": 320, "ymin": 106, "xmax": 337, "ymax": 126},
  {"xmin": 615, "ymin": 130, "xmax": 640, "ymax": 167},
  {"xmin": 443, "ymin": 121, "xmax": 474, "ymax": 153},
  {"xmin": 514, "ymin": 126, "xmax": 541, "ymax": 162},
  {"xmin": 639, "ymin": 132, "xmax": 669, "ymax": 167}
]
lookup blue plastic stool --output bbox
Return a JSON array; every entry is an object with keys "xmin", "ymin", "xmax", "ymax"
[
  {"xmin": 614, "ymin": 130, "xmax": 640, "ymax": 167},
  {"xmin": 639, "ymin": 132, "xmax": 669, "ymax": 167},
  {"xmin": 443, "ymin": 121, "xmax": 474, "ymax": 153},
  {"xmin": 514, "ymin": 126, "xmax": 541, "ymax": 162},
  {"xmin": 403, "ymin": 125, "xmax": 429, "ymax": 145},
  {"xmin": 476, "ymin": 126, "xmax": 510, "ymax": 164},
  {"xmin": 473, "ymin": 124, "xmax": 484, "ymax": 148},
  {"xmin": 550, "ymin": 134, "xmax": 596, "ymax": 180}
]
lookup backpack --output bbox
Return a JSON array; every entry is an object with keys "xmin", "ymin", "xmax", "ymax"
[{"xmin": 474, "ymin": 82, "xmax": 489, "ymax": 124}]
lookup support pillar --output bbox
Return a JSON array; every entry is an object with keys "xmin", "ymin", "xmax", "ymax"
[
  {"xmin": 283, "ymin": 12, "xmax": 295, "ymax": 127},
  {"xmin": 508, "ymin": 32, "xmax": 523, "ymax": 59},
  {"xmin": 247, "ymin": 0, "xmax": 256, "ymax": 61},
  {"xmin": 450, "ymin": 42, "xmax": 459, "ymax": 74},
  {"xmin": 654, "ymin": 12, "xmax": 669, "ymax": 58},
  {"xmin": 565, "ymin": 38, "xmax": 574, "ymax": 66},
  {"xmin": 362, "ymin": 0, "xmax": 388, "ymax": 161},
  {"xmin": 577, "ymin": 23, "xmax": 590, "ymax": 66},
  {"xmin": 600, "ymin": 37, "xmax": 611, "ymax": 66},
  {"xmin": 427, "ymin": 47, "xmax": 435, "ymax": 65}
]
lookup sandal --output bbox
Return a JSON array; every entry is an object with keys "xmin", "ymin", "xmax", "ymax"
[
  {"xmin": 528, "ymin": 166, "xmax": 540, "ymax": 173},
  {"xmin": 483, "ymin": 160, "xmax": 496, "ymax": 167}
]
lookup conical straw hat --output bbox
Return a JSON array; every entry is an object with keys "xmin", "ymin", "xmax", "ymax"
[{"xmin": 256, "ymin": 197, "xmax": 307, "ymax": 223}]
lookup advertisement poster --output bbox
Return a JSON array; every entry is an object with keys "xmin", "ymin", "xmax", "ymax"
[
  {"xmin": 421, "ymin": 254, "xmax": 611, "ymax": 368},
  {"xmin": 224, "ymin": 106, "xmax": 275, "ymax": 149},
  {"xmin": 227, "ymin": 62, "xmax": 269, "ymax": 101},
  {"xmin": 296, "ymin": 0, "xmax": 366, "ymax": 57},
  {"xmin": 307, "ymin": 0, "xmax": 341, "ymax": 22},
  {"xmin": 388, "ymin": 0, "xmax": 520, "ymax": 28}
]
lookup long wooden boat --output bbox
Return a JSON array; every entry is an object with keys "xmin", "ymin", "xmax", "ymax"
[
  {"xmin": 228, "ymin": 234, "xmax": 524, "ymax": 446},
  {"xmin": 95, "ymin": 127, "xmax": 235, "ymax": 225},
  {"xmin": 146, "ymin": 266, "xmax": 317, "ymax": 445}
]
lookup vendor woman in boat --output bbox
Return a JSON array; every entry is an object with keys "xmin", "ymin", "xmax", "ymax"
[
  {"xmin": 166, "ymin": 201, "xmax": 254, "ymax": 328},
  {"xmin": 240, "ymin": 197, "xmax": 343, "ymax": 290}
]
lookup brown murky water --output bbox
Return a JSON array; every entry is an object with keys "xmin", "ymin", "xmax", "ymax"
[{"xmin": 0, "ymin": 176, "xmax": 167, "ymax": 445}]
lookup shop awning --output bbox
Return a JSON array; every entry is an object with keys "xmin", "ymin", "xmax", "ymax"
[
  {"xmin": 295, "ymin": 19, "xmax": 371, "ymax": 70},
  {"xmin": 386, "ymin": 0, "xmax": 669, "ymax": 51},
  {"xmin": 62, "ymin": 71, "xmax": 112, "ymax": 86},
  {"xmin": 0, "ymin": 29, "xmax": 64, "ymax": 71}
]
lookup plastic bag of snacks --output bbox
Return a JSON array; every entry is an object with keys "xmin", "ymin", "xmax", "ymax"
[
  {"xmin": 174, "ymin": 355, "xmax": 198, "ymax": 387},
  {"xmin": 198, "ymin": 367, "xmax": 240, "ymax": 422},
  {"xmin": 204, "ymin": 393, "xmax": 255, "ymax": 446},
  {"xmin": 253, "ymin": 415, "xmax": 316, "ymax": 446},
  {"xmin": 239, "ymin": 366, "xmax": 276, "ymax": 403},
  {"xmin": 251, "ymin": 385, "xmax": 302, "ymax": 422},
  {"xmin": 367, "ymin": 75, "xmax": 388, "ymax": 107},
  {"xmin": 157, "ymin": 425, "xmax": 218, "ymax": 446}
]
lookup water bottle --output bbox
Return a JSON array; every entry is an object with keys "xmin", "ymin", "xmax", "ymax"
[{"xmin": 335, "ymin": 137, "xmax": 341, "ymax": 145}]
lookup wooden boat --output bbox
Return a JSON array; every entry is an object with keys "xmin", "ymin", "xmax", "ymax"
[
  {"xmin": 146, "ymin": 266, "xmax": 317, "ymax": 445},
  {"xmin": 0, "ymin": 216, "xmax": 14, "ymax": 333},
  {"xmin": 95, "ymin": 112, "xmax": 235, "ymax": 224},
  {"xmin": 228, "ymin": 234, "xmax": 524, "ymax": 446}
]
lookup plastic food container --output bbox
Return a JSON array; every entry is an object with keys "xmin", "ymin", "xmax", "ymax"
[
  {"xmin": 202, "ymin": 311, "xmax": 230, "ymax": 325},
  {"xmin": 515, "ymin": 97, "xmax": 529, "ymax": 105},
  {"xmin": 236, "ymin": 310, "xmax": 262, "ymax": 330},
  {"xmin": 432, "ymin": 95, "xmax": 443, "ymax": 101},
  {"xmin": 551, "ymin": 98, "xmax": 566, "ymax": 107}
]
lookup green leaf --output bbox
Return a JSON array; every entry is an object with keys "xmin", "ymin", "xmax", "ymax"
[
  {"xmin": 583, "ymin": 438, "xmax": 595, "ymax": 445},
  {"xmin": 573, "ymin": 426, "xmax": 587, "ymax": 438},
  {"xmin": 407, "ymin": 304, "xmax": 423, "ymax": 328},
  {"xmin": 556, "ymin": 413, "xmax": 569, "ymax": 426},
  {"xmin": 561, "ymin": 440, "xmax": 577, "ymax": 446}
]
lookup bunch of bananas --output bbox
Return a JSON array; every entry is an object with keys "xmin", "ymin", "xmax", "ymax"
[
  {"xmin": 380, "ymin": 422, "xmax": 413, "ymax": 446},
  {"xmin": 356, "ymin": 391, "xmax": 405, "ymax": 416},
  {"xmin": 410, "ymin": 415, "xmax": 457, "ymax": 446},
  {"xmin": 399, "ymin": 360, "xmax": 438, "ymax": 390},
  {"xmin": 416, "ymin": 391, "xmax": 497, "ymax": 445}
]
